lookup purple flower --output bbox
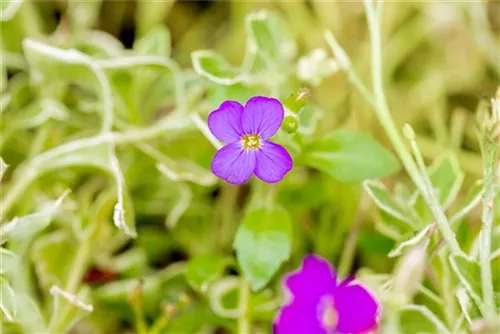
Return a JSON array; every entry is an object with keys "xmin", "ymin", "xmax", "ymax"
[
  {"xmin": 208, "ymin": 96, "xmax": 293, "ymax": 184},
  {"xmin": 274, "ymin": 255, "xmax": 380, "ymax": 334}
]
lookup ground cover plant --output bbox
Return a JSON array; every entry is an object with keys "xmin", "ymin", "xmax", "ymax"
[{"xmin": 1, "ymin": 1, "xmax": 499, "ymax": 333}]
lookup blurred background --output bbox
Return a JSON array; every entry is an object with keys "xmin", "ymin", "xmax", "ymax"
[{"xmin": 1, "ymin": 1, "xmax": 499, "ymax": 333}]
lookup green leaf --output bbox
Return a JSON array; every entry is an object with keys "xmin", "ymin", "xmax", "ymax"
[
  {"xmin": 245, "ymin": 11, "xmax": 296, "ymax": 63},
  {"xmin": 233, "ymin": 205, "xmax": 292, "ymax": 291},
  {"xmin": 0, "ymin": 191, "xmax": 68, "ymax": 245},
  {"xmin": 192, "ymin": 50, "xmax": 244, "ymax": 85},
  {"xmin": 23, "ymin": 39, "xmax": 101, "ymax": 89},
  {"xmin": 31, "ymin": 231, "xmax": 78, "ymax": 291},
  {"xmin": 414, "ymin": 153, "xmax": 464, "ymax": 212},
  {"xmin": 0, "ymin": 277, "xmax": 16, "ymax": 322},
  {"xmin": 449, "ymin": 254, "xmax": 483, "ymax": 311},
  {"xmin": 186, "ymin": 254, "xmax": 230, "ymax": 293},
  {"xmin": 14, "ymin": 294, "xmax": 47, "ymax": 333},
  {"xmin": 0, "ymin": 247, "xmax": 19, "ymax": 276},
  {"xmin": 48, "ymin": 285, "xmax": 93, "ymax": 333},
  {"xmin": 450, "ymin": 180, "xmax": 483, "ymax": 224},
  {"xmin": 10, "ymin": 98, "xmax": 69, "ymax": 129},
  {"xmin": 110, "ymin": 148, "xmax": 137, "ymax": 238},
  {"xmin": 301, "ymin": 130, "xmax": 401, "ymax": 182},
  {"xmin": 0, "ymin": 0, "xmax": 23, "ymax": 21},
  {"xmin": 388, "ymin": 224, "xmax": 431, "ymax": 257},
  {"xmin": 134, "ymin": 25, "xmax": 171, "ymax": 57},
  {"xmin": 400, "ymin": 304, "xmax": 450, "ymax": 334},
  {"xmin": 0, "ymin": 157, "xmax": 7, "ymax": 181},
  {"xmin": 106, "ymin": 248, "xmax": 148, "ymax": 277},
  {"xmin": 363, "ymin": 180, "xmax": 419, "ymax": 227},
  {"xmin": 34, "ymin": 140, "xmax": 111, "ymax": 175}
]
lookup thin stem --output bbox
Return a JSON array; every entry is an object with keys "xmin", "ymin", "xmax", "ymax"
[
  {"xmin": 362, "ymin": 1, "xmax": 462, "ymax": 255},
  {"xmin": 383, "ymin": 308, "xmax": 400, "ymax": 334},
  {"xmin": 237, "ymin": 278, "xmax": 251, "ymax": 334},
  {"xmin": 407, "ymin": 128, "xmax": 462, "ymax": 255},
  {"xmin": 479, "ymin": 139, "xmax": 498, "ymax": 318}
]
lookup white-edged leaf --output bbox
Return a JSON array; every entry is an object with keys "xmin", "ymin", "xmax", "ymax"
[
  {"xmin": 245, "ymin": 10, "xmax": 296, "ymax": 63},
  {"xmin": 207, "ymin": 276, "xmax": 240, "ymax": 319},
  {"xmin": 456, "ymin": 288, "xmax": 473, "ymax": 326},
  {"xmin": 134, "ymin": 25, "xmax": 171, "ymax": 57},
  {"xmin": 450, "ymin": 180, "xmax": 483, "ymax": 225},
  {"xmin": 50, "ymin": 285, "xmax": 93, "ymax": 312},
  {"xmin": 388, "ymin": 225, "xmax": 431, "ymax": 257},
  {"xmin": 156, "ymin": 160, "xmax": 217, "ymax": 186},
  {"xmin": 364, "ymin": 180, "xmax": 418, "ymax": 227},
  {"xmin": 33, "ymin": 139, "xmax": 111, "ymax": 174},
  {"xmin": 23, "ymin": 39, "xmax": 114, "ymax": 131},
  {"xmin": 164, "ymin": 182, "xmax": 191, "ymax": 229},
  {"xmin": 48, "ymin": 285, "xmax": 93, "ymax": 333},
  {"xmin": 400, "ymin": 304, "xmax": 451, "ymax": 334},
  {"xmin": 110, "ymin": 146, "xmax": 137, "ymax": 238},
  {"xmin": 413, "ymin": 152, "xmax": 464, "ymax": 212},
  {"xmin": 0, "ymin": 157, "xmax": 7, "ymax": 181},
  {"xmin": 15, "ymin": 294, "xmax": 48, "ymax": 332},
  {"xmin": 0, "ymin": 247, "xmax": 19, "ymax": 275},
  {"xmin": 192, "ymin": 50, "xmax": 245, "ymax": 85},
  {"xmin": 0, "ymin": 277, "xmax": 17, "ymax": 322},
  {"xmin": 449, "ymin": 254, "xmax": 483, "ymax": 313},
  {"xmin": 31, "ymin": 230, "xmax": 78, "ymax": 291},
  {"xmin": 0, "ymin": 190, "xmax": 68, "ymax": 244},
  {"xmin": 0, "ymin": 0, "xmax": 23, "ymax": 21},
  {"xmin": 11, "ymin": 98, "xmax": 69, "ymax": 129}
]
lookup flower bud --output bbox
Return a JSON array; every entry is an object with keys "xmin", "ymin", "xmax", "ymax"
[
  {"xmin": 296, "ymin": 49, "xmax": 338, "ymax": 87},
  {"xmin": 282, "ymin": 115, "xmax": 299, "ymax": 134},
  {"xmin": 476, "ymin": 87, "xmax": 500, "ymax": 143},
  {"xmin": 283, "ymin": 88, "xmax": 310, "ymax": 114},
  {"xmin": 392, "ymin": 238, "xmax": 429, "ymax": 303}
]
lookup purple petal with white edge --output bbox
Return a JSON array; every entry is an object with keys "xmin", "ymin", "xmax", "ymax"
[
  {"xmin": 242, "ymin": 96, "xmax": 284, "ymax": 139},
  {"xmin": 211, "ymin": 143, "xmax": 256, "ymax": 184},
  {"xmin": 334, "ymin": 283, "xmax": 380, "ymax": 334},
  {"xmin": 273, "ymin": 301, "xmax": 326, "ymax": 334},
  {"xmin": 254, "ymin": 141, "xmax": 293, "ymax": 183},
  {"xmin": 208, "ymin": 101, "xmax": 244, "ymax": 143},
  {"xmin": 284, "ymin": 255, "xmax": 336, "ymax": 305}
]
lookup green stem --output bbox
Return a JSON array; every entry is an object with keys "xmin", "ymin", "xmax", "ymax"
[
  {"xmin": 237, "ymin": 278, "xmax": 251, "ymax": 334},
  {"xmin": 362, "ymin": 1, "xmax": 461, "ymax": 256},
  {"xmin": 479, "ymin": 140, "xmax": 498, "ymax": 318},
  {"xmin": 217, "ymin": 184, "xmax": 239, "ymax": 251},
  {"xmin": 383, "ymin": 307, "xmax": 400, "ymax": 334}
]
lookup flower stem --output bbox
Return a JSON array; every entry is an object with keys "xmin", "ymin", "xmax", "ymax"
[
  {"xmin": 383, "ymin": 307, "xmax": 400, "ymax": 334},
  {"xmin": 479, "ymin": 137, "xmax": 499, "ymax": 318},
  {"xmin": 360, "ymin": 0, "xmax": 461, "ymax": 256},
  {"xmin": 237, "ymin": 278, "xmax": 251, "ymax": 334}
]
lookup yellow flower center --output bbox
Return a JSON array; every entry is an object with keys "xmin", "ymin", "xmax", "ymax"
[
  {"xmin": 242, "ymin": 134, "xmax": 261, "ymax": 149},
  {"xmin": 322, "ymin": 304, "xmax": 338, "ymax": 333}
]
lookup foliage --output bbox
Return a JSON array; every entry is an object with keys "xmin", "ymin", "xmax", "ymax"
[{"xmin": 1, "ymin": 1, "xmax": 499, "ymax": 333}]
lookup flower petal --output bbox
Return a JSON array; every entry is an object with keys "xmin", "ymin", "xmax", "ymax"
[
  {"xmin": 284, "ymin": 254, "xmax": 336, "ymax": 305},
  {"xmin": 242, "ymin": 96, "xmax": 284, "ymax": 139},
  {"xmin": 273, "ymin": 301, "xmax": 326, "ymax": 334},
  {"xmin": 254, "ymin": 141, "xmax": 293, "ymax": 183},
  {"xmin": 208, "ymin": 101, "xmax": 244, "ymax": 143},
  {"xmin": 211, "ymin": 143, "xmax": 256, "ymax": 184},
  {"xmin": 334, "ymin": 283, "xmax": 380, "ymax": 334}
]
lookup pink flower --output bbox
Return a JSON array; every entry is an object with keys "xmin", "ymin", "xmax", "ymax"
[{"xmin": 274, "ymin": 255, "xmax": 380, "ymax": 334}]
